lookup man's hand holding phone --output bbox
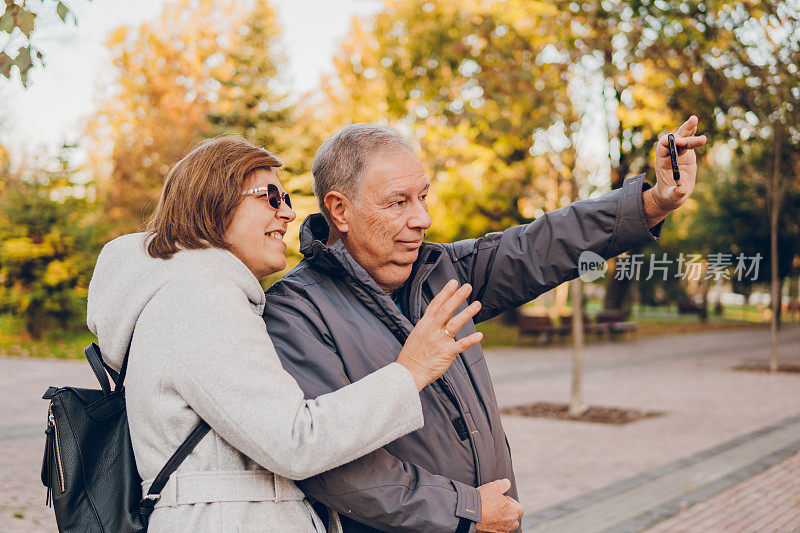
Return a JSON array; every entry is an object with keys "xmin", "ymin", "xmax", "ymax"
[{"xmin": 643, "ymin": 115, "xmax": 708, "ymax": 228}]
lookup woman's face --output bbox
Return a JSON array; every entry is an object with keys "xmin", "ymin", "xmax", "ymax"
[{"xmin": 225, "ymin": 168, "xmax": 296, "ymax": 279}]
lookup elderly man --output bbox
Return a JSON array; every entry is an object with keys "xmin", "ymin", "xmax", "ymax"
[{"xmin": 263, "ymin": 118, "xmax": 706, "ymax": 532}]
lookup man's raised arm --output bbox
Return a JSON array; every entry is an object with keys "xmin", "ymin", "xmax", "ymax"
[
  {"xmin": 446, "ymin": 115, "xmax": 706, "ymax": 322},
  {"xmin": 445, "ymin": 172, "xmax": 659, "ymax": 322}
]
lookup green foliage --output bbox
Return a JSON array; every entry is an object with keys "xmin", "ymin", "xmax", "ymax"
[
  {"xmin": 318, "ymin": 0, "xmax": 693, "ymax": 242},
  {"xmin": 0, "ymin": 313, "xmax": 95, "ymax": 357},
  {"xmin": 0, "ymin": 149, "xmax": 100, "ymax": 338},
  {"xmin": 0, "ymin": 0, "xmax": 81, "ymax": 86},
  {"xmin": 320, "ymin": 0, "xmax": 580, "ymax": 241},
  {"xmin": 6, "ymin": 0, "xmax": 800, "ymax": 345},
  {"xmin": 696, "ymin": 157, "xmax": 800, "ymax": 283},
  {"xmin": 205, "ymin": 2, "xmax": 299, "ymax": 168}
]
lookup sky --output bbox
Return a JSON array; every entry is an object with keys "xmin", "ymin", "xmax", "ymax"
[{"xmin": 1, "ymin": 0, "xmax": 382, "ymax": 157}]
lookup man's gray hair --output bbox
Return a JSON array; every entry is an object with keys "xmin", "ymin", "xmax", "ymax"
[{"xmin": 312, "ymin": 123, "xmax": 414, "ymax": 226}]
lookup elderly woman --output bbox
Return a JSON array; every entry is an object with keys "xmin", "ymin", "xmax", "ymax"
[{"xmin": 86, "ymin": 136, "xmax": 483, "ymax": 532}]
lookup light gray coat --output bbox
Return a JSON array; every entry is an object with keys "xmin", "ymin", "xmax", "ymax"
[{"xmin": 86, "ymin": 233, "xmax": 424, "ymax": 532}]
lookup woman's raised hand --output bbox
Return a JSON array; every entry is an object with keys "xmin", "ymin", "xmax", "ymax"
[{"xmin": 396, "ymin": 280, "xmax": 484, "ymax": 391}]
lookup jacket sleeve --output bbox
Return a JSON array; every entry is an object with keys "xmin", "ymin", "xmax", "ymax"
[
  {"xmin": 263, "ymin": 290, "xmax": 483, "ymax": 533},
  {"xmin": 159, "ymin": 274, "xmax": 423, "ymax": 481},
  {"xmin": 444, "ymin": 174, "xmax": 663, "ymax": 322}
]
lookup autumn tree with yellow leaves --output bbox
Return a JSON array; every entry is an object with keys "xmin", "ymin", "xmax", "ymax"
[{"xmin": 88, "ymin": 0, "xmax": 300, "ymax": 236}]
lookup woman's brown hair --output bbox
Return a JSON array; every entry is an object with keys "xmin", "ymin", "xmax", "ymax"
[{"xmin": 146, "ymin": 135, "xmax": 282, "ymax": 259}]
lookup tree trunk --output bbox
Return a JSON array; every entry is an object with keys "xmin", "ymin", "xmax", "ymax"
[
  {"xmin": 569, "ymin": 279, "xmax": 586, "ymax": 416},
  {"xmin": 769, "ymin": 133, "xmax": 782, "ymax": 373},
  {"xmin": 789, "ymin": 273, "xmax": 799, "ymax": 323},
  {"xmin": 776, "ymin": 277, "xmax": 784, "ymax": 328},
  {"xmin": 603, "ymin": 246, "xmax": 642, "ymax": 319},
  {"xmin": 555, "ymin": 283, "xmax": 570, "ymax": 313},
  {"xmin": 25, "ymin": 314, "xmax": 45, "ymax": 340},
  {"xmin": 700, "ymin": 272, "xmax": 710, "ymax": 323},
  {"xmin": 769, "ymin": 211, "xmax": 780, "ymax": 372}
]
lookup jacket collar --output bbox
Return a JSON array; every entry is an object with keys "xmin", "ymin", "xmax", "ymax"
[
  {"xmin": 299, "ymin": 213, "xmax": 330, "ymax": 256},
  {"xmin": 298, "ymin": 214, "xmax": 441, "ymax": 337},
  {"xmin": 298, "ymin": 214, "xmax": 414, "ymax": 341}
]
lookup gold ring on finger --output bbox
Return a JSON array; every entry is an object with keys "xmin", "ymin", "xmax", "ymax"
[{"xmin": 443, "ymin": 327, "xmax": 455, "ymax": 338}]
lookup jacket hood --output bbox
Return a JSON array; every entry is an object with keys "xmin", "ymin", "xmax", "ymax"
[
  {"xmin": 298, "ymin": 214, "xmax": 358, "ymax": 277},
  {"xmin": 87, "ymin": 232, "xmax": 264, "ymax": 371},
  {"xmin": 298, "ymin": 213, "xmax": 330, "ymax": 257}
]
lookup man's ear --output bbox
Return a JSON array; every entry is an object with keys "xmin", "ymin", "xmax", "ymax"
[{"xmin": 325, "ymin": 191, "xmax": 350, "ymax": 233}]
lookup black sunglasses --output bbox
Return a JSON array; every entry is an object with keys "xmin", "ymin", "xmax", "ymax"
[{"xmin": 242, "ymin": 184, "xmax": 292, "ymax": 210}]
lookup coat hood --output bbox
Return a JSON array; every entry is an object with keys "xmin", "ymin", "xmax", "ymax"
[{"xmin": 86, "ymin": 232, "xmax": 264, "ymax": 371}]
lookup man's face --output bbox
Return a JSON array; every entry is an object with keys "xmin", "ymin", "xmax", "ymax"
[{"xmin": 343, "ymin": 149, "xmax": 432, "ymax": 293}]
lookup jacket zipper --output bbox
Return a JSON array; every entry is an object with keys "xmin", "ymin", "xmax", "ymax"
[
  {"xmin": 325, "ymin": 247, "xmax": 486, "ymax": 484},
  {"xmin": 408, "ymin": 253, "xmax": 484, "ymax": 485},
  {"xmin": 48, "ymin": 405, "xmax": 65, "ymax": 492},
  {"xmin": 343, "ymin": 264, "xmax": 463, "ymax": 411}
]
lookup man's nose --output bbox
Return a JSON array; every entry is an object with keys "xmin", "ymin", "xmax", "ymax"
[{"xmin": 407, "ymin": 200, "xmax": 431, "ymax": 230}]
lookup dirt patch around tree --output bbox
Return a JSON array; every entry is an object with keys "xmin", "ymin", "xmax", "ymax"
[
  {"xmin": 500, "ymin": 402, "xmax": 664, "ymax": 425},
  {"xmin": 732, "ymin": 363, "xmax": 800, "ymax": 374}
]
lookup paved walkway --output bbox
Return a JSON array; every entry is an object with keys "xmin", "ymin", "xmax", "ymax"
[
  {"xmin": 487, "ymin": 325, "xmax": 800, "ymax": 532},
  {"xmin": 1, "ymin": 325, "xmax": 799, "ymax": 532},
  {"xmin": 0, "ymin": 358, "xmax": 97, "ymax": 532},
  {"xmin": 646, "ymin": 450, "xmax": 800, "ymax": 533}
]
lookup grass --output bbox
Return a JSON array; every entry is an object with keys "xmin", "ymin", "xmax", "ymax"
[
  {"xmin": 0, "ymin": 314, "xmax": 94, "ymax": 359},
  {"xmin": 476, "ymin": 302, "xmax": 784, "ymax": 349}
]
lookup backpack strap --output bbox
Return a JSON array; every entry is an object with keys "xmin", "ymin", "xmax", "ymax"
[
  {"xmin": 84, "ymin": 344, "xmax": 112, "ymax": 396},
  {"xmin": 113, "ymin": 342, "xmax": 131, "ymax": 392},
  {"xmin": 85, "ymin": 342, "xmax": 211, "ymax": 517},
  {"xmin": 84, "ymin": 342, "xmax": 129, "ymax": 394},
  {"xmin": 140, "ymin": 420, "xmax": 211, "ymax": 518}
]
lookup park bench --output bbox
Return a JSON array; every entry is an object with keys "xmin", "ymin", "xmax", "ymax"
[
  {"xmin": 518, "ymin": 309, "xmax": 637, "ymax": 342},
  {"xmin": 595, "ymin": 309, "xmax": 637, "ymax": 335},
  {"xmin": 517, "ymin": 313, "xmax": 559, "ymax": 341},
  {"xmin": 558, "ymin": 312, "xmax": 609, "ymax": 335},
  {"xmin": 678, "ymin": 298, "xmax": 704, "ymax": 315}
]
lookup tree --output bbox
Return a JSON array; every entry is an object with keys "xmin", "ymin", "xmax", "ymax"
[
  {"xmin": 319, "ymin": 0, "xmax": 582, "ymax": 242},
  {"xmin": 544, "ymin": 1, "xmax": 686, "ymax": 316},
  {"xmin": 88, "ymin": 0, "xmax": 298, "ymax": 236},
  {"xmin": 0, "ymin": 0, "xmax": 83, "ymax": 86},
  {"xmin": 637, "ymin": 0, "xmax": 800, "ymax": 370},
  {"xmin": 206, "ymin": 2, "xmax": 295, "ymax": 165},
  {"xmin": 698, "ymin": 151, "xmax": 800, "ymax": 306},
  {"xmin": 324, "ymin": 0, "xmax": 640, "ymax": 414},
  {"xmin": 0, "ymin": 146, "xmax": 99, "ymax": 337}
]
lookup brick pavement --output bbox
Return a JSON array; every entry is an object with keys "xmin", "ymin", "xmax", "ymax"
[
  {"xmin": 519, "ymin": 413, "xmax": 800, "ymax": 532},
  {"xmin": 645, "ymin": 450, "xmax": 800, "ymax": 533},
  {"xmin": 1, "ymin": 325, "xmax": 799, "ymax": 532},
  {"xmin": 488, "ymin": 325, "xmax": 800, "ymax": 517}
]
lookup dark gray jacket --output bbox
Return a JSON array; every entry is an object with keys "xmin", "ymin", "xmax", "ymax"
[{"xmin": 263, "ymin": 174, "xmax": 661, "ymax": 532}]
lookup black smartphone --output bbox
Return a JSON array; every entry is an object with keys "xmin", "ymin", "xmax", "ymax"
[{"xmin": 667, "ymin": 133, "xmax": 680, "ymax": 182}]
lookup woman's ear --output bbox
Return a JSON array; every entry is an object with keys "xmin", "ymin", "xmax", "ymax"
[{"xmin": 324, "ymin": 191, "xmax": 350, "ymax": 233}]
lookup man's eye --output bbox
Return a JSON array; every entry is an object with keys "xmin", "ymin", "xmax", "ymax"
[{"xmin": 396, "ymin": 200, "xmax": 407, "ymax": 207}]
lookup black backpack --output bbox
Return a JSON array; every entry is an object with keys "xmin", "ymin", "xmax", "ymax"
[{"xmin": 41, "ymin": 343, "xmax": 210, "ymax": 532}]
